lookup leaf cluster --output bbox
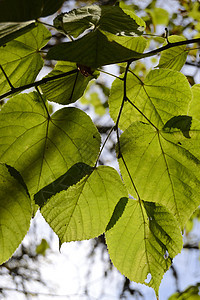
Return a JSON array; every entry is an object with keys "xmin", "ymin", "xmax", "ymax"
[{"xmin": 0, "ymin": 1, "xmax": 200, "ymax": 298}]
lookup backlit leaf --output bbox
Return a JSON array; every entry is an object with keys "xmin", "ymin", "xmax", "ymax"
[
  {"xmin": 0, "ymin": 163, "xmax": 32, "ymax": 264},
  {"xmin": 118, "ymin": 121, "xmax": 200, "ymax": 228},
  {"xmin": 169, "ymin": 283, "xmax": 200, "ymax": 300},
  {"xmin": 105, "ymin": 32, "xmax": 147, "ymax": 53},
  {"xmin": 0, "ymin": 23, "xmax": 51, "ymax": 96},
  {"xmin": 0, "ymin": 92, "xmax": 101, "ymax": 195},
  {"xmin": 106, "ymin": 199, "xmax": 182, "ymax": 295},
  {"xmin": 109, "ymin": 69, "xmax": 191, "ymax": 130},
  {"xmin": 189, "ymin": 84, "xmax": 200, "ymax": 119},
  {"xmin": 0, "ymin": 22, "xmax": 36, "ymax": 46},
  {"xmin": 41, "ymin": 62, "xmax": 96, "ymax": 105},
  {"xmin": 157, "ymin": 35, "xmax": 188, "ymax": 71},
  {"xmin": 146, "ymin": 7, "xmax": 169, "ymax": 26},
  {"xmin": 35, "ymin": 163, "xmax": 93, "ymax": 207},
  {"xmin": 41, "ymin": 166, "xmax": 128, "ymax": 243},
  {"xmin": 54, "ymin": 5, "xmax": 145, "ymax": 38},
  {"xmin": 47, "ymin": 30, "xmax": 142, "ymax": 69}
]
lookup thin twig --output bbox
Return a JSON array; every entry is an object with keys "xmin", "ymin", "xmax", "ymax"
[
  {"xmin": 127, "ymin": 37, "xmax": 200, "ymax": 63},
  {"xmin": 0, "ymin": 69, "xmax": 78, "ymax": 100},
  {"xmin": 35, "ymin": 86, "xmax": 50, "ymax": 119},
  {"xmin": 0, "ymin": 65, "xmax": 15, "ymax": 90},
  {"xmin": 97, "ymin": 68, "xmax": 123, "ymax": 80},
  {"xmin": 94, "ymin": 125, "xmax": 115, "ymax": 168},
  {"xmin": 127, "ymin": 98, "xmax": 157, "ymax": 129}
]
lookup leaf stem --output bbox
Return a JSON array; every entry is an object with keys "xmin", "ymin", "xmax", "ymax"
[
  {"xmin": 35, "ymin": 86, "xmax": 50, "ymax": 119},
  {"xmin": 37, "ymin": 20, "xmax": 56, "ymax": 29},
  {"xmin": 94, "ymin": 125, "xmax": 116, "ymax": 168},
  {"xmin": 97, "ymin": 68, "xmax": 123, "ymax": 80},
  {"xmin": 0, "ymin": 69, "xmax": 78, "ymax": 100},
  {"xmin": 114, "ymin": 63, "xmax": 143, "ymax": 200},
  {"xmin": 127, "ymin": 98, "xmax": 158, "ymax": 130},
  {"xmin": 0, "ymin": 65, "xmax": 15, "ymax": 91}
]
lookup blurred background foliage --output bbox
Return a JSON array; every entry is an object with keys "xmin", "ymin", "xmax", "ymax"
[{"xmin": 1, "ymin": 0, "xmax": 200, "ymax": 299}]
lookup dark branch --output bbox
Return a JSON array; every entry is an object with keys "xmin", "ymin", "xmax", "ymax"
[
  {"xmin": 128, "ymin": 37, "xmax": 200, "ymax": 63},
  {"xmin": 0, "ymin": 69, "xmax": 78, "ymax": 100}
]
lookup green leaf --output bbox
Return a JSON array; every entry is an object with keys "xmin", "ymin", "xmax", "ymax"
[
  {"xmin": 106, "ymin": 199, "xmax": 183, "ymax": 295},
  {"xmin": 35, "ymin": 163, "xmax": 93, "ymax": 207},
  {"xmin": 169, "ymin": 283, "xmax": 200, "ymax": 300},
  {"xmin": 0, "ymin": 0, "xmax": 65, "ymax": 22},
  {"xmin": 146, "ymin": 7, "xmax": 169, "ymax": 26},
  {"xmin": 0, "ymin": 92, "xmax": 101, "ymax": 195},
  {"xmin": 189, "ymin": 84, "xmax": 200, "ymax": 120},
  {"xmin": 36, "ymin": 238, "xmax": 50, "ymax": 256},
  {"xmin": 157, "ymin": 36, "xmax": 188, "ymax": 71},
  {"xmin": 54, "ymin": 5, "xmax": 145, "ymax": 38},
  {"xmin": 189, "ymin": 2, "xmax": 200, "ymax": 22},
  {"xmin": 47, "ymin": 30, "xmax": 143, "ymax": 69},
  {"xmin": 105, "ymin": 32, "xmax": 147, "ymax": 53},
  {"xmin": 0, "ymin": 22, "xmax": 36, "ymax": 46},
  {"xmin": 118, "ymin": 121, "xmax": 200, "ymax": 228},
  {"xmin": 0, "ymin": 163, "xmax": 32, "ymax": 264},
  {"xmin": 41, "ymin": 62, "xmax": 95, "ymax": 105},
  {"xmin": 41, "ymin": 166, "xmax": 128, "ymax": 243},
  {"xmin": 109, "ymin": 69, "xmax": 191, "ymax": 130},
  {"xmin": 0, "ymin": 23, "xmax": 51, "ymax": 96}
]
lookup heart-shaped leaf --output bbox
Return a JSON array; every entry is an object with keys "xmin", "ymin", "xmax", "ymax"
[
  {"xmin": 41, "ymin": 166, "xmax": 128, "ymax": 242},
  {"xmin": 0, "ymin": 92, "xmax": 101, "ymax": 195},
  {"xmin": 109, "ymin": 69, "xmax": 191, "ymax": 130}
]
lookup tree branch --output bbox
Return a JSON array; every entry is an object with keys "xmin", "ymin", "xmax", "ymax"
[
  {"xmin": 128, "ymin": 37, "xmax": 200, "ymax": 63},
  {"xmin": 2, "ymin": 37, "xmax": 200, "ymax": 101},
  {"xmin": 0, "ymin": 69, "xmax": 78, "ymax": 100}
]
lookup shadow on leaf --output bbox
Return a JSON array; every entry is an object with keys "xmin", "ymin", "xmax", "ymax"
[
  {"xmin": 34, "ymin": 162, "xmax": 94, "ymax": 207},
  {"xmin": 163, "ymin": 115, "xmax": 192, "ymax": 138}
]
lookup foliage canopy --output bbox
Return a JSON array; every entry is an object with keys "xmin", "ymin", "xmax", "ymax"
[{"xmin": 1, "ymin": 0, "xmax": 200, "ymax": 298}]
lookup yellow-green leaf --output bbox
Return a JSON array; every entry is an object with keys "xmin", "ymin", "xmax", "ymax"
[
  {"xmin": 0, "ymin": 23, "xmax": 51, "ymax": 96},
  {"xmin": 109, "ymin": 69, "xmax": 191, "ymax": 130},
  {"xmin": 0, "ymin": 92, "xmax": 101, "ymax": 195},
  {"xmin": 106, "ymin": 199, "xmax": 183, "ymax": 295},
  {"xmin": 41, "ymin": 166, "xmax": 128, "ymax": 243},
  {"xmin": 0, "ymin": 163, "xmax": 32, "ymax": 264},
  {"xmin": 157, "ymin": 35, "xmax": 188, "ymax": 71}
]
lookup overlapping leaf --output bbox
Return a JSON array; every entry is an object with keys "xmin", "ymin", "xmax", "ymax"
[
  {"xmin": 35, "ymin": 163, "xmax": 93, "ymax": 207},
  {"xmin": 0, "ymin": 92, "xmax": 101, "ymax": 195},
  {"xmin": 106, "ymin": 199, "xmax": 182, "ymax": 295},
  {"xmin": 41, "ymin": 62, "xmax": 96, "ymax": 105},
  {"xmin": 157, "ymin": 35, "xmax": 188, "ymax": 71},
  {"xmin": 0, "ymin": 22, "xmax": 36, "ymax": 46},
  {"xmin": 105, "ymin": 32, "xmax": 147, "ymax": 53},
  {"xmin": 0, "ymin": 0, "xmax": 65, "ymax": 22},
  {"xmin": 0, "ymin": 163, "xmax": 32, "ymax": 264},
  {"xmin": 109, "ymin": 69, "xmax": 191, "ymax": 130},
  {"xmin": 41, "ymin": 166, "xmax": 128, "ymax": 243},
  {"xmin": 118, "ymin": 121, "xmax": 200, "ymax": 228},
  {"xmin": 54, "ymin": 5, "xmax": 145, "ymax": 38},
  {"xmin": 0, "ymin": 23, "xmax": 51, "ymax": 96},
  {"xmin": 47, "ymin": 30, "xmax": 144, "ymax": 69}
]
